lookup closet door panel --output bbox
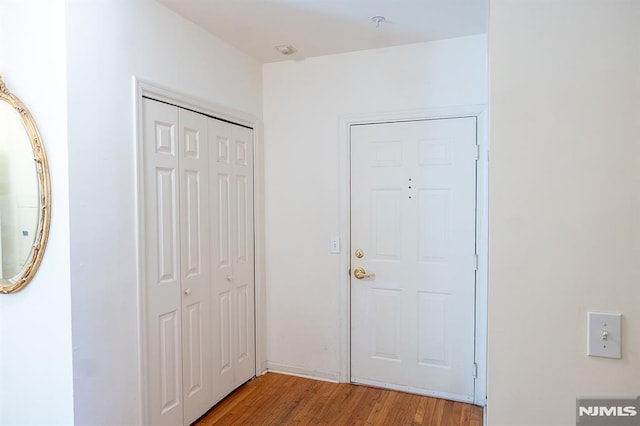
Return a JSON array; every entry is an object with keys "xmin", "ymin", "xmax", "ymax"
[
  {"xmin": 179, "ymin": 109, "xmax": 213, "ymax": 425},
  {"xmin": 143, "ymin": 99, "xmax": 183, "ymax": 426},
  {"xmin": 209, "ymin": 120, "xmax": 256, "ymax": 402},
  {"xmin": 209, "ymin": 120, "xmax": 236, "ymax": 403},
  {"xmin": 230, "ymin": 125, "xmax": 256, "ymax": 386}
]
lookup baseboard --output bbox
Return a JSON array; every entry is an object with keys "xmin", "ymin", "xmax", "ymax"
[
  {"xmin": 257, "ymin": 360, "xmax": 269, "ymax": 376},
  {"xmin": 265, "ymin": 361, "xmax": 340, "ymax": 383}
]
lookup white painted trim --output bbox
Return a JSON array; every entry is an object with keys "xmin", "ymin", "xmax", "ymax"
[
  {"xmin": 474, "ymin": 109, "xmax": 489, "ymax": 407},
  {"xmin": 337, "ymin": 114, "xmax": 351, "ymax": 384},
  {"xmin": 132, "ymin": 77, "xmax": 149, "ymax": 426},
  {"xmin": 352, "ymin": 377, "xmax": 474, "ymax": 404},
  {"xmin": 133, "ymin": 77, "xmax": 266, "ymax": 424},
  {"xmin": 341, "ymin": 105, "xmax": 487, "ymax": 125},
  {"xmin": 136, "ymin": 78, "xmax": 256, "ymax": 129},
  {"xmin": 338, "ymin": 105, "xmax": 488, "ymax": 407},
  {"xmin": 265, "ymin": 362, "xmax": 340, "ymax": 383}
]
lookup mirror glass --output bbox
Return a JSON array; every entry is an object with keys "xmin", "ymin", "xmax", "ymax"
[
  {"xmin": 0, "ymin": 101, "xmax": 39, "ymax": 280},
  {"xmin": 0, "ymin": 76, "xmax": 50, "ymax": 294}
]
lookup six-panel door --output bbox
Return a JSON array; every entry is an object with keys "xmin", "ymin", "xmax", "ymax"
[
  {"xmin": 350, "ymin": 118, "xmax": 478, "ymax": 402},
  {"xmin": 209, "ymin": 119, "xmax": 256, "ymax": 406},
  {"xmin": 143, "ymin": 99, "xmax": 255, "ymax": 425}
]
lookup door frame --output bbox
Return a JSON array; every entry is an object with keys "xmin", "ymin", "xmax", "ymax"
[
  {"xmin": 133, "ymin": 77, "xmax": 266, "ymax": 424},
  {"xmin": 338, "ymin": 105, "xmax": 488, "ymax": 406}
]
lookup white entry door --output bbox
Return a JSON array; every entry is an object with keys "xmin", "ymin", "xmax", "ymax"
[{"xmin": 350, "ymin": 117, "xmax": 477, "ymax": 402}]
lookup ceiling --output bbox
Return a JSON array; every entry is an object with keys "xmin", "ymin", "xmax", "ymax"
[{"xmin": 157, "ymin": 0, "xmax": 488, "ymax": 63}]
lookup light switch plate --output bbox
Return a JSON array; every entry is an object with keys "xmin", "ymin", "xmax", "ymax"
[{"xmin": 587, "ymin": 312, "xmax": 621, "ymax": 359}]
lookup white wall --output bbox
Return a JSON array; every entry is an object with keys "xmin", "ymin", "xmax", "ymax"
[
  {"xmin": 262, "ymin": 36, "xmax": 487, "ymax": 379},
  {"xmin": 0, "ymin": 0, "xmax": 74, "ymax": 424},
  {"xmin": 488, "ymin": 1, "xmax": 640, "ymax": 424},
  {"xmin": 65, "ymin": 1, "xmax": 262, "ymax": 424}
]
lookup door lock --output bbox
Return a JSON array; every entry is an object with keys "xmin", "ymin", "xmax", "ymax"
[{"xmin": 353, "ymin": 267, "xmax": 375, "ymax": 280}]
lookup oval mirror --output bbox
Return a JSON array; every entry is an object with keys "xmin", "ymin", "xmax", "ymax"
[{"xmin": 0, "ymin": 75, "xmax": 50, "ymax": 294}]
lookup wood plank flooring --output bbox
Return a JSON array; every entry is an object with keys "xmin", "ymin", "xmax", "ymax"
[{"xmin": 195, "ymin": 373, "xmax": 483, "ymax": 425}]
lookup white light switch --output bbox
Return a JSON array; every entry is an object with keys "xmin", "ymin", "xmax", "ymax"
[
  {"xmin": 330, "ymin": 237, "xmax": 340, "ymax": 254},
  {"xmin": 587, "ymin": 312, "xmax": 622, "ymax": 359}
]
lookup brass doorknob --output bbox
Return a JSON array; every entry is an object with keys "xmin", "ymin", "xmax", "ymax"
[{"xmin": 354, "ymin": 267, "xmax": 375, "ymax": 280}]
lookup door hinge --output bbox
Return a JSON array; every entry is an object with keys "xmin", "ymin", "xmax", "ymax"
[
  {"xmin": 474, "ymin": 254, "xmax": 478, "ymax": 271},
  {"xmin": 473, "ymin": 362, "xmax": 478, "ymax": 378},
  {"xmin": 475, "ymin": 145, "xmax": 480, "ymax": 161}
]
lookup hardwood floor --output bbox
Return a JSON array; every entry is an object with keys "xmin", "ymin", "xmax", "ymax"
[{"xmin": 195, "ymin": 373, "xmax": 483, "ymax": 425}]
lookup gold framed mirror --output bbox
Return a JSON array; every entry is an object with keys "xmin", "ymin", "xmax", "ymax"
[{"xmin": 0, "ymin": 75, "xmax": 51, "ymax": 294}]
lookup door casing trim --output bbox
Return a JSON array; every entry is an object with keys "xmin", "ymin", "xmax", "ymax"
[{"xmin": 338, "ymin": 105, "xmax": 488, "ymax": 406}]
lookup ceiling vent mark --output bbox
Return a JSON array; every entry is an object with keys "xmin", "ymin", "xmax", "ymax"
[
  {"xmin": 371, "ymin": 15, "xmax": 387, "ymax": 28},
  {"xmin": 275, "ymin": 45, "xmax": 297, "ymax": 55}
]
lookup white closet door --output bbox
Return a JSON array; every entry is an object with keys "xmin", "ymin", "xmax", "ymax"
[
  {"xmin": 209, "ymin": 119, "xmax": 255, "ymax": 404},
  {"xmin": 178, "ymin": 109, "xmax": 213, "ymax": 425},
  {"xmin": 229, "ymin": 124, "xmax": 255, "ymax": 387},
  {"xmin": 143, "ymin": 98, "xmax": 255, "ymax": 424},
  {"xmin": 143, "ymin": 99, "xmax": 183, "ymax": 426}
]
